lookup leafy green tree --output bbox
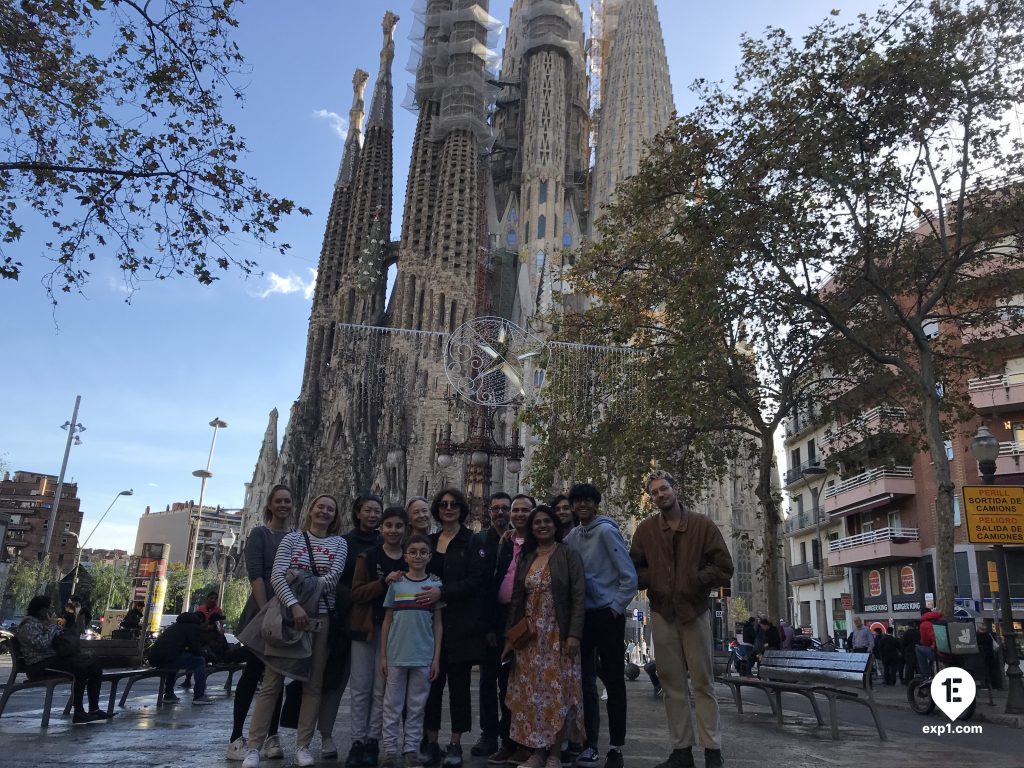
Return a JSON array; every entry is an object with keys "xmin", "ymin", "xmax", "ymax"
[
  {"xmin": 0, "ymin": 0, "xmax": 309, "ymax": 300},
  {"xmin": 650, "ymin": 0, "xmax": 1024, "ymax": 618},
  {"xmin": 84, "ymin": 560, "xmax": 133, "ymax": 615},
  {"xmin": 220, "ymin": 577, "xmax": 249, "ymax": 628}
]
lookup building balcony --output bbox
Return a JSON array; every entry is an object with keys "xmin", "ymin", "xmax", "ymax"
[
  {"xmin": 823, "ymin": 466, "xmax": 916, "ymax": 517},
  {"xmin": 994, "ymin": 440, "xmax": 1024, "ymax": 477},
  {"xmin": 783, "ymin": 509, "xmax": 829, "ymax": 535},
  {"xmin": 827, "ymin": 527, "xmax": 922, "ymax": 567},
  {"xmin": 783, "ymin": 458, "xmax": 825, "ymax": 488},
  {"xmin": 821, "ymin": 406, "xmax": 908, "ymax": 454},
  {"xmin": 787, "ymin": 561, "xmax": 846, "ymax": 583},
  {"xmin": 6, "ymin": 522, "xmax": 31, "ymax": 532},
  {"xmin": 969, "ymin": 374, "xmax": 1024, "ymax": 413},
  {"xmin": 783, "ymin": 410, "xmax": 819, "ymax": 440}
]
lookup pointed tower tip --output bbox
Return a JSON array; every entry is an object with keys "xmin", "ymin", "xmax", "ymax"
[
  {"xmin": 366, "ymin": 11, "xmax": 398, "ymax": 130},
  {"xmin": 354, "ymin": 68, "xmax": 370, "ymax": 90}
]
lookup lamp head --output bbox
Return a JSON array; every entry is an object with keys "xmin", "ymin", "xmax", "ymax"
[{"xmin": 971, "ymin": 423, "xmax": 1000, "ymax": 463}]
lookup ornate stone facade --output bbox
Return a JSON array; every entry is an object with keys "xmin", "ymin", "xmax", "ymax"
[{"xmin": 241, "ymin": 3, "xmax": 766, "ymax": 592}]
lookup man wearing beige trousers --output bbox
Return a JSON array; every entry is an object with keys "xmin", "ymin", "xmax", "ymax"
[{"xmin": 629, "ymin": 471, "xmax": 734, "ymax": 768}]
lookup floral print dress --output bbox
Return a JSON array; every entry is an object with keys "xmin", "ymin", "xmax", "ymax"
[{"xmin": 506, "ymin": 560, "xmax": 583, "ymax": 748}]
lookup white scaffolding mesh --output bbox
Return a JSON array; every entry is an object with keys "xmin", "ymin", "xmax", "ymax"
[
  {"xmin": 403, "ymin": 0, "xmax": 503, "ymax": 143},
  {"xmin": 514, "ymin": 0, "xmax": 585, "ymax": 61}
]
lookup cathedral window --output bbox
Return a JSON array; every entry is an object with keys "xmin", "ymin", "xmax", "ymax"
[
  {"xmin": 507, "ymin": 229, "xmax": 517, "ymax": 246},
  {"xmin": 537, "ymin": 215, "xmax": 546, "ymax": 239},
  {"xmin": 538, "ymin": 181, "xmax": 548, "ymax": 204}
]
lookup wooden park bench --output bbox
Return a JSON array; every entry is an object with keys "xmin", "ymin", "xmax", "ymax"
[{"xmin": 716, "ymin": 649, "xmax": 886, "ymax": 741}]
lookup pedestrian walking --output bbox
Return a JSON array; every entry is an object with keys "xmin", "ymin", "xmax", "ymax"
[
  {"xmin": 779, "ymin": 619, "xmax": 795, "ymax": 650},
  {"xmin": 419, "ymin": 488, "xmax": 486, "ymax": 768},
  {"xmin": 379, "ymin": 534, "xmax": 443, "ymax": 768},
  {"xmin": 242, "ymin": 494, "xmax": 347, "ymax": 768},
  {"xmin": 630, "ymin": 470, "xmax": 734, "ymax": 768},
  {"xmin": 901, "ymin": 622, "xmax": 920, "ymax": 683},
  {"xmin": 873, "ymin": 627, "xmax": 901, "ymax": 685},
  {"xmin": 504, "ymin": 505, "xmax": 585, "ymax": 768},
  {"xmin": 225, "ymin": 484, "xmax": 293, "ymax": 762},
  {"xmin": 564, "ymin": 483, "xmax": 637, "ymax": 768},
  {"xmin": 848, "ymin": 617, "xmax": 874, "ymax": 654}
]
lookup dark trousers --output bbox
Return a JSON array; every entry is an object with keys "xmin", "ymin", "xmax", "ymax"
[
  {"xmin": 581, "ymin": 608, "xmax": 627, "ymax": 749},
  {"xmin": 164, "ymin": 653, "xmax": 207, "ymax": 698},
  {"xmin": 424, "ymin": 650, "xmax": 473, "ymax": 735},
  {"xmin": 232, "ymin": 648, "xmax": 283, "ymax": 741},
  {"xmin": 30, "ymin": 655, "xmax": 101, "ymax": 713},
  {"xmin": 479, "ymin": 606, "xmax": 513, "ymax": 742},
  {"xmin": 882, "ymin": 659, "xmax": 899, "ymax": 686}
]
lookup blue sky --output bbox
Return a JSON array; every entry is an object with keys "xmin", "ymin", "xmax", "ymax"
[{"xmin": 0, "ymin": 1, "xmax": 890, "ymax": 551}]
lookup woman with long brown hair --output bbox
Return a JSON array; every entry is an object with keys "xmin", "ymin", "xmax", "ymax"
[
  {"xmin": 226, "ymin": 484, "xmax": 295, "ymax": 761},
  {"xmin": 243, "ymin": 494, "xmax": 347, "ymax": 768}
]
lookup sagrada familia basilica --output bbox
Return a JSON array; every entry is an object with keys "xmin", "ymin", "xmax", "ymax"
[{"xmin": 239, "ymin": 0, "xmax": 766, "ymax": 610}]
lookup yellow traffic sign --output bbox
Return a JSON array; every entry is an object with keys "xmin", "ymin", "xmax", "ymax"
[{"xmin": 961, "ymin": 486, "xmax": 1024, "ymax": 545}]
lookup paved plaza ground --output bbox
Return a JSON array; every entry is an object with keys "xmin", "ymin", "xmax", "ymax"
[{"xmin": 0, "ymin": 657, "xmax": 1021, "ymax": 768}]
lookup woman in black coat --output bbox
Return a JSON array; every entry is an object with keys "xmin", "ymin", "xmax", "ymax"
[{"xmin": 418, "ymin": 487, "xmax": 486, "ymax": 768}]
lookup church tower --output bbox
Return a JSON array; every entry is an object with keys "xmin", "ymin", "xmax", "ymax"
[
  {"xmin": 492, "ymin": 0, "xmax": 590, "ymax": 321},
  {"xmin": 591, "ymin": 0, "xmax": 674, "ymax": 219},
  {"xmin": 276, "ymin": 12, "xmax": 399, "ymax": 512}
]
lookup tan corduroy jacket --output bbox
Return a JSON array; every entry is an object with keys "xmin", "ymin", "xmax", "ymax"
[{"xmin": 629, "ymin": 507, "xmax": 734, "ymax": 625}]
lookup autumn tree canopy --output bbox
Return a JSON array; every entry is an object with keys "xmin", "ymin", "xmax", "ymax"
[{"xmin": 0, "ymin": 0, "xmax": 309, "ymax": 300}]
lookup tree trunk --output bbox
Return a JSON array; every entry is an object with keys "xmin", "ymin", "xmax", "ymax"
[
  {"xmin": 919, "ymin": 375, "xmax": 956, "ymax": 619},
  {"xmin": 756, "ymin": 433, "xmax": 784, "ymax": 620}
]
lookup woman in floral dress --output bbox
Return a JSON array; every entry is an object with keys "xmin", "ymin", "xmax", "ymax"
[{"xmin": 504, "ymin": 505, "xmax": 585, "ymax": 768}]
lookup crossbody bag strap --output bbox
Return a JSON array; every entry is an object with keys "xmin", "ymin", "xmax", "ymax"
[{"xmin": 302, "ymin": 531, "xmax": 330, "ymax": 616}]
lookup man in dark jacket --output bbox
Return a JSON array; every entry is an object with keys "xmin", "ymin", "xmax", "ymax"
[
  {"xmin": 479, "ymin": 493, "xmax": 533, "ymax": 765},
  {"xmin": 147, "ymin": 612, "xmax": 212, "ymax": 704},
  {"xmin": 469, "ymin": 492, "xmax": 511, "ymax": 758},
  {"xmin": 901, "ymin": 622, "xmax": 921, "ymax": 683},
  {"xmin": 873, "ymin": 628, "xmax": 901, "ymax": 685}
]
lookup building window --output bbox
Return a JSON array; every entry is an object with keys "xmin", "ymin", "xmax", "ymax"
[
  {"xmin": 923, "ymin": 319, "xmax": 940, "ymax": 339},
  {"xmin": 944, "ymin": 439, "xmax": 954, "ymax": 461},
  {"xmin": 887, "ymin": 510, "xmax": 901, "ymax": 529},
  {"xmin": 537, "ymin": 215, "xmax": 546, "ymax": 239},
  {"xmin": 953, "ymin": 494, "xmax": 961, "ymax": 526},
  {"xmin": 507, "ymin": 229, "xmax": 517, "ymax": 246},
  {"xmin": 538, "ymin": 181, "xmax": 548, "ymax": 204}
]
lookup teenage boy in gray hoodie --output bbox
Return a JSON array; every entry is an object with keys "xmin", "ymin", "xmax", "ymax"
[{"xmin": 564, "ymin": 483, "xmax": 638, "ymax": 768}]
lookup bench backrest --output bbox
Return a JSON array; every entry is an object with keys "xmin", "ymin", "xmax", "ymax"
[
  {"xmin": 6, "ymin": 634, "xmax": 27, "ymax": 684},
  {"xmin": 758, "ymin": 650, "xmax": 872, "ymax": 689}
]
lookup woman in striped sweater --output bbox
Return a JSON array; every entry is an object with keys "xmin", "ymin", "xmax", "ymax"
[{"xmin": 243, "ymin": 494, "xmax": 348, "ymax": 768}]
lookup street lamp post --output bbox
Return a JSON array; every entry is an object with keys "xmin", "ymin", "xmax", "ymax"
[
  {"xmin": 971, "ymin": 423, "xmax": 1024, "ymax": 715},
  {"xmin": 802, "ymin": 464, "xmax": 830, "ymax": 641},
  {"xmin": 70, "ymin": 489, "xmax": 133, "ymax": 594},
  {"xmin": 40, "ymin": 396, "xmax": 85, "ymax": 589},
  {"xmin": 182, "ymin": 418, "xmax": 228, "ymax": 612},
  {"xmin": 217, "ymin": 529, "xmax": 237, "ymax": 606}
]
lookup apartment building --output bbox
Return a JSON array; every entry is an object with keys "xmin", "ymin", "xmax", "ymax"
[{"xmin": 0, "ymin": 470, "xmax": 83, "ymax": 567}]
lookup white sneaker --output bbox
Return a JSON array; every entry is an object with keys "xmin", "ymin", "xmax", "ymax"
[
  {"xmin": 227, "ymin": 737, "xmax": 248, "ymax": 761},
  {"xmin": 242, "ymin": 749, "xmax": 261, "ymax": 768},
  {"xmin": 296, "ymin": 746, "xmax": 315, "ymax": 767},
  {"xmin": 322, "ymin": 737, "xmax": 339, "ymax": 758},
  {"xmin": 261, "ymin": 735, "xmax": 284, "ymax": 759}
]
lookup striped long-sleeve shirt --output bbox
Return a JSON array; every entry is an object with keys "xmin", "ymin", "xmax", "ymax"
[{"xmin": 270, "ymin": 530, "xmax": 347, "ymax": 613}]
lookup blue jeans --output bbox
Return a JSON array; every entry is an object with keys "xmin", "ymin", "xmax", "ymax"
[
  {"xmin": 172, "ymin": 653, "xmax": 207, "ymax": 698},
  {"xmin": 915, "ymin": 645, "xmax": 935, "ymax": 676}
]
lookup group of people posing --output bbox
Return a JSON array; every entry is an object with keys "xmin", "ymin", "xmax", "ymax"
[{"xmin": 221, "ymin": 471, "xmax": 734, "ymax": 768}]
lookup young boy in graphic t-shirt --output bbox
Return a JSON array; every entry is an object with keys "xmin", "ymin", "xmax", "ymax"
[{"xmin": 380, "ymin": 534, "xmax": 444, "ymax": 768}]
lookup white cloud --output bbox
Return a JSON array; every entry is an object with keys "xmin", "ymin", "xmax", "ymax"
[
  {"xmin": 313, "ymin": 109, "xmax": 348, "ymax": 139},
  {"xmin": 253, "ymin": 269, "xmax": 317, "ymax": 300}
]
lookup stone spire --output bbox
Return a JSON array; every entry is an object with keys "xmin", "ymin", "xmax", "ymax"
[
  {"xmin": 340, "ymin": 10, "xmax": 399, "ymax": 326},
  {"xmin": 336, "ymin": 69, "xmax": 369, "ymax": 188},
  {"xmin": 591, "ymin": 0, "xmax": 674, "ymax": 218}
]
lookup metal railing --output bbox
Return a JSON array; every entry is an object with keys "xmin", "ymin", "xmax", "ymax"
[
  {"xmin": 821, "ymin": 406, "xmax": 907, "ymax": 446},
  {"xmin": 828, "ymin": 526, "xmax": 919, "ymax": 552},
  {"xmin": 999, "ymin": 440, "xmax": 1024, "ymax": 456},
  {"xmin": 823, "ymin": 466, "xmax": 913, "ymax": 499},
  {"xmin": 783, "ymin": 458, "xmax": 825, "ymax": 486},
  {"xmin": 969, "ymin": 372, "xmax": 1024, "ymax": 392},
  {"xmin": 783, "ymin": 510, "xmax": 829, "ymax": 534}
]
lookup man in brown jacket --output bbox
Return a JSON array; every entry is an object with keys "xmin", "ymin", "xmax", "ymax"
[{"xmin": 630, "ymin": 471, "xmax": 734, "ymax": 768}]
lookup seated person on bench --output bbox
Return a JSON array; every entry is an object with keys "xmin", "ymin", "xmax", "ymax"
[
  {"xmin": 17, "ymin": 594, "xmax": 111, "ymax": 723},
  {"xmin": 147, "ymin": 612, "xmax": 214, "ymax": 705}
]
